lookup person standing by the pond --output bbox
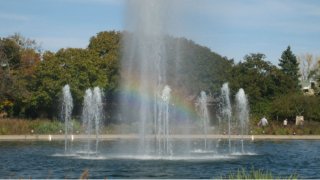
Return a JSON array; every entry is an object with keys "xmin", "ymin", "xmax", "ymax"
[
  {"xmin": 258, "ymin": 116, "xmax": 268, "ymax": 127},
  {"xmin": 258, "ymin": 116, "xmax": 268, "ymax": 134}
]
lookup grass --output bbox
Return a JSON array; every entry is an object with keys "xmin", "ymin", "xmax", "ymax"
[
  {"xmin": 79, "ymin": 169, "xmax": 89, "ymax": 179},
  {"xmin": 221, "ymin": 167, "xmax": 298, "ymax": 179},
  {"xmin": 0, "ymin": 117, "xmax": 320, "ymax": 135},
  {"xmin": 250, "ymin": 120, "xmax": 320, "ymax": 135},
  {"xmin": 0, "ymin": 118, "xmax": 81, "ymax": 135}
]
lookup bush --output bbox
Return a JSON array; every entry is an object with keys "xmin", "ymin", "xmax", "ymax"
[
  {"xmin": 0, "ymin": 99, "xmax": 14, "ymax": 116},
  {"xmin": 270, "ymin": 93, "xmax": 320, "ymax": 122},
  {"xmin": 0, "ymin": 118, "xmax": 82, "ymax": 135},
  {"xmin": 250, "ymin": 119, "xmax": 320, "ymax": 135},
  {"xmin": 32, "ymin": 120, "xmax": 63, "ymax": 134}
]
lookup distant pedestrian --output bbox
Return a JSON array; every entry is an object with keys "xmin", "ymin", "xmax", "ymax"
[{"xmin": 258, "ymin": 116, "xmax": 268, "ymax": 127}]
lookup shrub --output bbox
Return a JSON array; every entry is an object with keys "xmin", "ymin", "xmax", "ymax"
[
  {"xmin": 0, "ymin": 118, "xmax": 82, "ymax": 134},
  {"xmin": 270, "ymin": 93, "xmax": 320, "ymax": 122},
  {"xmin": 32, "ymin": 120, "xmax": 63, "ymax": 134}
]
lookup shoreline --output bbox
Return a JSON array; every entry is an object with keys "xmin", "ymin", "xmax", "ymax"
[{"xmin": 0, "ymin": 134, "xmax": 320, "ymax": 141}]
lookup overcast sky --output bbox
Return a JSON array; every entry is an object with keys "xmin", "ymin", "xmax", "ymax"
[{"xmin": 1, "ymin": 0, "xmax": 320, "ymax": 64}]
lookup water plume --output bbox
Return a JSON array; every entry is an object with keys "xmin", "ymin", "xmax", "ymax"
[
  {"xmin": 82, "ymin": 87, "xmax": 103, "ymax": 155},
  {"xmin": 121, "ymin": 0, "xmax": 171, "ymax": 155},
  {"xmin": 197, "ymin": 91, "xmax": 210, "ymax": 150},
  {"xmin": 235, "ymin": 88, "xmax": 249, "ymax": 153},
  {"xmin": 61, "ymin": 84, "xmax": 73, "ymax": 153},
  {"xmin": 221, "ymin": 83, "xmax": 232, "ymax": 153}
]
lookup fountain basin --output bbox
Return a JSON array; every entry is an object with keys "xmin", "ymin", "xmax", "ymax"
[{"xmin": 0, "ymin": 139, "xmax": 319, "ymax": 178}]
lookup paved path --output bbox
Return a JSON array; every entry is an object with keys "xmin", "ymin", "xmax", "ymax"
[{"xmin": 0, "ymin": 134, "xmax": 320, "ymax": 141}]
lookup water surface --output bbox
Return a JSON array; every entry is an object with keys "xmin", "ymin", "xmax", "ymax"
[{"xmin": 0, "ymin": 140, "xmax": 319, "ymax": 178}]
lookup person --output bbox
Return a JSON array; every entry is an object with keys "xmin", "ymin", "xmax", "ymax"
[
  {"xmin": 258, "ymin": 116, "xmax": 268, "ymax": 127},
  {"xmin": 283, "ymin": 119, "xmax": 288, "ymax": 126}
]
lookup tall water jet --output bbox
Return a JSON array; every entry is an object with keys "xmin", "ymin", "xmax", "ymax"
[
  {"xmin": 121, "ymin": 0, "xmax": 170, "ymax": 155},
  {"xmin": 82, "ymin": 87, "xmax": 103, "ymax": 155},
  {"xmin": 155, "ymin": 85, "xmax": 172, "ymax": 156},
  {"xmin": 93, "ymin": 87, "xmax": 103, "ymax": 153},
  {"xmin": 221, "ymin": 83, "xmax": 232, "ymax": 153},
  {"xmin": 197, "ymin": 91, "xmax": 210, "ymax": 150},
  {"xmin": 235, "ymin": 88, "xmax": 249, "ymax": 153},
  {"xmin": 61, "ymin": 84, "xmax": 73, "ymax": 153}
]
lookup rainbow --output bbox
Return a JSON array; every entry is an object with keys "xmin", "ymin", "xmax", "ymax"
[{"xmin": 120, "ymin": 76, "xmax": 199, "ymax": 122}]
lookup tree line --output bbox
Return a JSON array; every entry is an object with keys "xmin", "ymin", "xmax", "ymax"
[{"xmin": 0, "ymin": 31, "xmax": 319, "ymax": 122}]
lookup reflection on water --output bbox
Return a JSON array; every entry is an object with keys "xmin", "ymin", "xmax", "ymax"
[{"xmin": 0, "ymin": 140, "xmax": 319, "ymax": 178}]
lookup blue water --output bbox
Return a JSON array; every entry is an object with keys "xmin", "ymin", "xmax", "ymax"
[{"xmin": 0, "ymin": 140, "xmax": 319, "ymax": 178}]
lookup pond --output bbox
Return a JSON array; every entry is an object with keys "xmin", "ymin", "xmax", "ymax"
[{"xmin": 0, "ymin": 139, "xmax": 319, "ymax": 178}]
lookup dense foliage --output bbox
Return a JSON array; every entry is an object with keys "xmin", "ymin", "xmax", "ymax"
[
  {"xmin": 1, "ymin": 31, "xmax": 320, "ymax": 123},
  {"xmin": 164, "ymin": 36, "xmax": 233, "ymax": 95},
  {"xmin": 0, "ymin": 34, "xmax": 41, "ymax": 117},
  {"xmin": 279, "ymin": 46, "xmax": 300, "ymax": 90},
  {"xmin": 270, "ymin": 93, "xmax": 320, "ymax": 122},
  {"xmin": 229, "ymin": 53, "xmax": 297, "ymax": 116}
]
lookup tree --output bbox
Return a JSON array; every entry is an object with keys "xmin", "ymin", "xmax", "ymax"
[
  {"xmin": 0, "ymin": 37, "xmax": 21, "ymax": 69},
  {"xmin": 279, "ymin": 46, "xmax": 300, "ymax": 89},
  {"xmin": 271, "ymin": 93, "xmax": 320, "ymax": 122},
  {"xmin": 312, "ymin": 58, "xmax": 320, "ymax": 84},
  {"xmin": 298, "ymin": 53, "xmax": 319, "ymax": 81},
  {"xmin": 9, "ymin": 33, "xmax": 41, "ymax": 52},
  {"xmin": 29, "ymin": 48, "xmax": 110, "ymax": 118},
  {"xmin": 88, "ymin": 31, "xmax": 121, "ymax": 58},
  {"xmin": 305, "ymin": 55, "xmax": 320, "ymax": 81},
  {"xmin": 88, "ymin": 31, "xmax": 121, "ymax": 92},
  {"xmin": 230, "ymin": 53, "xmax": 296, "ymax": 115},
  {"xmin": 163, "ymin": 36, "xmax": 233, "ymax": 97},
  {"xmin": 0, "ymin": 34, "xmax": 41, "ymax": 117}
]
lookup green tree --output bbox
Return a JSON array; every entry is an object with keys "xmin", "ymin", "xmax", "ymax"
[
  {"xmin": 164, "ymin": 36, "xmax": 233, "ymax": 96},
  {"xmin": 88, "ymin": 31, "xmax": 121, "ymax": 58},
  {"xmin": 0, "ymin": 37, "xmax": 21, "ymax": 69},
  {"xmin": 230, "ymin": 53, "xmax": 296, "ymax": 115},
  {"xmin": 0, "ymin": 34, "xmax": 41, "ymax": 117},
  {"xmin": 28, "ymin": 36, "xmax": 127, "ymax": 118},
  {"xmin": 88, "ymin": 31, "xmax": 121, "ymax": 92},
  {"xmin": 279, "ymin": 46, "xmax": 300, "ymax": 89},
  {"xmin": 29, "ymin": 48, "xmax": 110, "ymax": 118},
  {"xmin": 87, "ymin": 31, "xmax": 124, "ymax": 123},
  {"xmin": 271, "ymin": 93, "xmax": 320, "ymax": 122}
]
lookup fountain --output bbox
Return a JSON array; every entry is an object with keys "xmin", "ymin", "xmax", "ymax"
[
  {"xmin": 61, "ymin": 84, "xmax": 73, "ymax": 153},
  {"xmin": 197, "ymin": 91, "xmax": 210, "ymax": 151},
  {"xmin": 121, "ymin": 0, "xmax": 172, "ymax": 156},
  {"xmin": 221, "ymin": 83, "xmax": 232, "ymax": 153},
  {"xmin": 81, "ymin": 87, "xmax": 103, "ymax": 155},
  {"xmin": 235, "ymin": 88, "xmax": 249, "ymax": 153},
  {"xmin": 120, "ymin": 0, "xmax": 251, "ymax": 157},
  {"xmin": 155, "ymin": 85, "xmax": 172, "ymax": 156},
  {"xmin": 4, "ymin": 0, "xmax": 320, "ymax": 178}
]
